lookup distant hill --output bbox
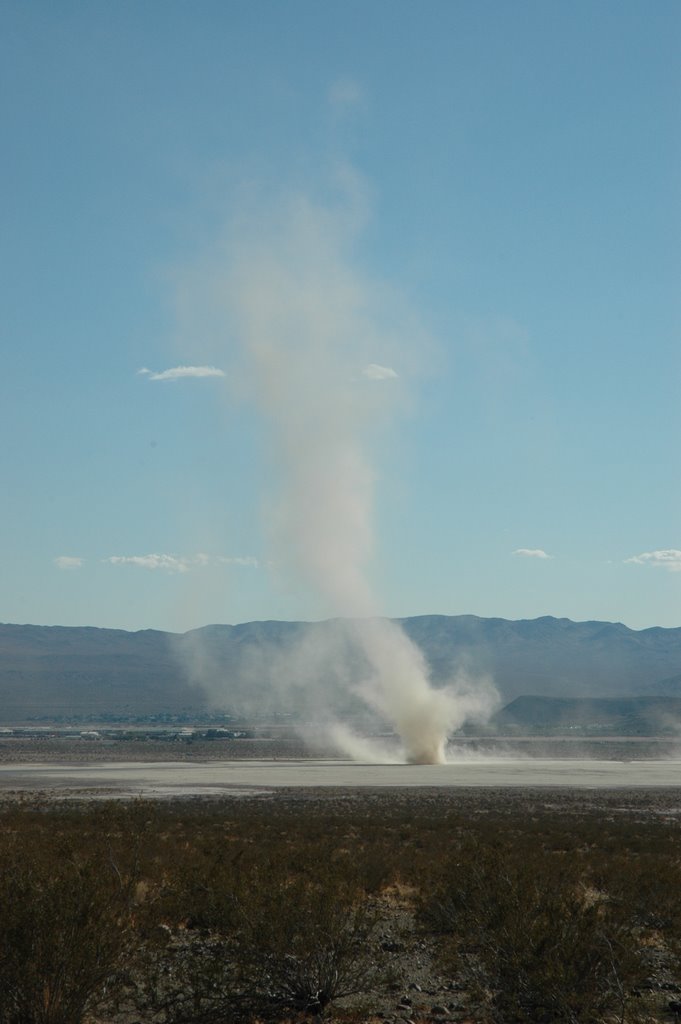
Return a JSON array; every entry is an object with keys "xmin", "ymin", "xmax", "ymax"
[
  {"xmin": 492, "ymin": 695, "xmax": 681, "ymax": 735},
  {"xmin": 398, "ymin": 615, "xmax": 681, "ymax": 701},
  {"xmin": 0, "ymin": 624, "xmax": 196, "ymax": 721},
  {"xmin": 1, "ymin": 615, "xmax": 680, "ymax": 723}
]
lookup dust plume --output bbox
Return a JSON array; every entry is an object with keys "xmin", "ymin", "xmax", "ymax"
[{"xmin": 203, "ymin": 170, "xmax": 497, "ymax": 762}]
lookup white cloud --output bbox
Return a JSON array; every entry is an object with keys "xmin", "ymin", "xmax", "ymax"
[
  {"xmin": 139, "ymin": 365, "xmax": 225, "ymax": 381},
  {"xmin": 512, "ymin": 548, "xmax": 552, "ymax": 560},
  {"xmin": 362, "ymin": 363, "xmax": 398, "ymax": 381},
  {"xmin": 106, "ymin": 554, "xmax": 192, "ymax": 573},
  {"xmin": 625, "ymin": 549, "xmax": 681, "ymax": 572},
  {"xmin": 217, "ymin": 555, "xmax": 260, "ymax": 567},
  {"xmin": 105, "ymin": 553, "xmax": 258, "ymax": 573},
  {"xmin": 54, "ymin": 555, "xmax": 83, "ymax": 570}
]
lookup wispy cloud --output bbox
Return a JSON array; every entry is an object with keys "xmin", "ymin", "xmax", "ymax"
[
  {"xmin": 106, "ymin": 554, "xmax": 192, "ymax": 573},
  {"xmin": 137, "ymin": 365, "xmax": 225, "ymax": 381},
  {"xmin": 217, "ymin": 555, "xmax": 260, "ymax": 567},
  {"xmin": 104, "ymin": 553, "xmax": 258, "ymax": 573},
  {"xmin": 512, "ymin": 548, "xmax": 552, "ymax": 560},
  {"xmin": 54, "ymin": 555, "xmax": 83, "ymax": 570},
  {"xmin": 625, "ymin": 549, "xmax": 681, "ymax": 572},
  {"xmin": 362, "ymin": 363, "xmax": 398, "ymax": 380}
]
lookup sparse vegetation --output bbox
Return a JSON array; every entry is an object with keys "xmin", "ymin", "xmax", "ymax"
[
  {"xmin": 0, "ymin": 790, "xmax": 680, "ymax": 1022},
  {"xmin": 0, "ymin": 808, "xmax": 139, "ymax": 1024}
]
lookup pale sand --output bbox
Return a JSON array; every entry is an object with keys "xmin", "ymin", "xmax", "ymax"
[{"xmin": 0, "ymin": 757, "xmax": 680, "ymax": 797}]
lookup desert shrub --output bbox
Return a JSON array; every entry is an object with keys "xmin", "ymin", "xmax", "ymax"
[
  {"xmin": 156, "ymin": 843, "xmax": 245, "ymax": 932},
  {"xmin": 130, "ymin": 875, "xmax": 376, "ymax": 1021},
  {"xmin": 127, "ymin": 929, "xmax": 239, "ymax": 1024},
  {"xmin": 422, "ymin": 844, "xmax": 644, "ymax": 1024},
  {"xmin": 0, "ymin": 839, "xmax": 136, "ymax": 1024},
  {"xmin": 591, "ymin": 851, "xmax": 681, "ymax": 997},
  {"xmin": 1, "ymin": 790, "xmax": 679, "ymax": 1023},
  {"xmin": 234, "ymin": 876, "xmax": 377, "ymax": 1016},
  {"xmin": 590, "ymin": 851, "xmax": 681, "ymax": 933},
  {"xmin": 129, "ymin": 831, "xmax": 378, "ymax": 1021}
]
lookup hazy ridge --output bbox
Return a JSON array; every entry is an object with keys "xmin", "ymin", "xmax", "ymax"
[{"xmin": 1, "ymin": 614, "xmax": 680, "ymax": 725}]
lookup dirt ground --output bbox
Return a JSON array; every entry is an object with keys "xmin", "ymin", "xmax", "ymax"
[{"xmin": 1, "ymin": 734, "xmax": 679, "ymax": 764}]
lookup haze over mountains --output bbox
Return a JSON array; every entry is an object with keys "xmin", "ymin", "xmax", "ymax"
[{"xmin": 1, "ymin": 615, "xmax": 681, "ymax": 727}]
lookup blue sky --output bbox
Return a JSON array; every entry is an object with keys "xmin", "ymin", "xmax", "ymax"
[{"xmin": 2, "ymin": 0, "xmax": 680, "ymax": 633}]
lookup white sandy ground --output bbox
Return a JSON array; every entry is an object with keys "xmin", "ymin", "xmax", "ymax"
[{"xmin": 0, "ymin": 758, "xmax": 681, "ymax": 797}]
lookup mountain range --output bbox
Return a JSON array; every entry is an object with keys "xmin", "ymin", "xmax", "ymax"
[{"xmin": 1, "ymin": 614, "xmax": 680, "ymax": 724}]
